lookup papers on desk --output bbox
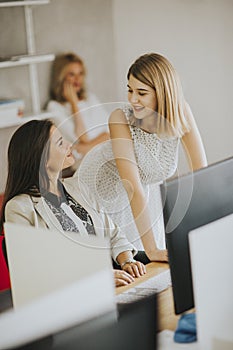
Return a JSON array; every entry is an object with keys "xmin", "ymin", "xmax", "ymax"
[{"xmin": 116, "ymin": 269, "xmax": 171, "ymax": 304}]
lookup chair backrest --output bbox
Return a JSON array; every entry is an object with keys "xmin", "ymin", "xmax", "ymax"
[
  {"xmin": 0, "ymin": 193, "xmax": 10, "ymax": 291},
  {"xmin": 0, "ymin": 233, "xmax": 10, "ymax": 291}
]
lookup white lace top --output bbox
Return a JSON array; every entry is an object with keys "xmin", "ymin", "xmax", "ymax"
[{"xmin": 77, "ymin": 107, "xmax": 180, "ymax": 249}]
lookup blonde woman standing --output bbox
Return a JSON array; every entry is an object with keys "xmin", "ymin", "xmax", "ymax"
[{"xmin": 77, "ymin": 53, "xmax": 207, "ymax": 262}]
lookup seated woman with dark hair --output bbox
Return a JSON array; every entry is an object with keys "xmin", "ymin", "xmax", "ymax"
[{"xmin": 0, "ymin": 119, "xmax": 146, "ymax": 287}]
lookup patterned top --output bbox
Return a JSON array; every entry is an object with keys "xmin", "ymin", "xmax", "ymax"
[
  {"xmin": 78, "ymin": 106, "xmax": 179, "ymax": 206},
  {"xmin": 77, "ymin": 106, "xmax": 180, "ymax": 249},
  {"xmin": 43, "ymin": 182, "xmax": 96, "ymax": 235}
]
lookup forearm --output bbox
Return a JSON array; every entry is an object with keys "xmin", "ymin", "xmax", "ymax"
[
  {"xmin": 129, "ymin": 189, "xmax": 158, "ymax": 254},
  {"xmin": 116, "ymin": 250, "xmax": 134, "ymax": 266},
  {"xmin": 70, "ymin": 102, "xmax": 89, "ymax": 143},
  {"xmin": 116, "ymin": 250, "xmax": 146, "ymax": 278},
  {"xmin": 75, "ymin": 132, "xmax": 110, "ymax": 155},
  {"xmin": 90, "ymin": 132, "xmax": 110, "ymax": 145},
  {"xmin": 182, "ymin": 101, "xmax": 208, "ymax": 171},
  {"xmin": 82, "ymin": 132, "xmax": 109, "ymax": 147},
  {"xmin": 182, "ymin": 136, "xmax": 207, "ymax": 171}
]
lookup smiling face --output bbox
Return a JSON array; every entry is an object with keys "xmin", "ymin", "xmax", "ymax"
[
  {"xmin": 63, "ymin": 62, "xmax": 85, "ymax": 93},
  {"xmin": 127, "ymin": 74, "xmax": 157, "ymax": 119},
  {"xmin": 46, "ymin": 126, "xmax": 75, "ymax": 174}
]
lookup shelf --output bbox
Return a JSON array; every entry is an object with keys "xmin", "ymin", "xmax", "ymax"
[
  {"xmin": 0, "ymin": 54, "xmax": 55, "ymax": 68},
  {"xmin": 0, "ymin": 111, "xmax": 55, "ymax": 129},
  {"xmin": 0, "ymin": 1, "xmax": 50, "ymax": 7}
]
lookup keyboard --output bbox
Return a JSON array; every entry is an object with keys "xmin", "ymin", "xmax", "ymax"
[{"xmin": 115, "ymin": 269, "xmax": 171, "ymax": 304}]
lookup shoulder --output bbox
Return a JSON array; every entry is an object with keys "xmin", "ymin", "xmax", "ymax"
[
  {"xmin": 109, "ymin": 109, "xmax": 132, "ymax": 140},
  {"xmin": 46, "ymin": 100, "xmax": 68, "ymax": 113},
  {"xmin": 47, "ymin": 100, "xmax": 60, "ymax": 109},
  {"xmin": 109, "ymin": 108, "xmax": 128, "ymax": 125},
  {"xmin": 5, "ymin": 194, "xmax": 37, "ymax": 222},
  {"xmin": 5, "ymin": 194, "xmax": 35, "ymax": 213}
]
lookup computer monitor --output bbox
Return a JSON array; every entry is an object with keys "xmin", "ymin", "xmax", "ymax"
[
  {"xmin": 53, "ymin": 293, "xmax": 157, "ymax": 350},
  {"xmin": 160, "ymin": 156, "xmax": 233, "ymax": 314},
  {"xmin": 0, "ymin": 292, "xmax": 157, "ymax": 350}
]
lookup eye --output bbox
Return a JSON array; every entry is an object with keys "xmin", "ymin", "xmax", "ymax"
[
  {"xmin": 127, "ymin": 89, "xmax": 133, "ymax": 93},
  {"xmin": 139, "ymin": 92, "xmax": 146, "ymax": 96},
  {"xmin": 59, "ymin": 139, "xmax": 63, "ymax": 146}
]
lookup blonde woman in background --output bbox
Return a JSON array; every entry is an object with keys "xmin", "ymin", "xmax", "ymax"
[
  {"xmin": 47, "ymin": 53, "xmax": 110, "ymax": 161},
  {"xmin": 77, "ymin": 52, "xmax": 207, "ymax": 262}
]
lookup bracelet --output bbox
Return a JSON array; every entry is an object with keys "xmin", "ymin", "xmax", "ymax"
[{"xmin": 120, "ymin": 258, "xmax": 136, "ymax": 269}]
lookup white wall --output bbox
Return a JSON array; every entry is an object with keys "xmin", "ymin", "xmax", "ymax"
[
  {"xmin": 0, "ymin": 0, "xmax": 116, "ymax": 192},
  {"xmin": 0, "ymin": 0, "xmax": 117, "ymax": 111},
  {"xmin": 112, "ymin": 0, "xmax": 233, "ymax": 166},
  {"xmin": 0, "ymin": 0, "xmax": 233, "ymax": 192}
]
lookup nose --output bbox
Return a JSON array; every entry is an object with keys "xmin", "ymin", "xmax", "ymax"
[
  {"xmin": 130, "ymin": 92, "xmax": 139, "ymax": 104},
  {"xmin": 74, "ymin": 74, "xmax": 79, "ymax": 81}
]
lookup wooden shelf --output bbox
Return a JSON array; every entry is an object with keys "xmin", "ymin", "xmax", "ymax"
[
  {"xmin": 0, "ymin": 111, "xmax": 54, "ymax": 129},
  {"xmin": 0, "ymin": 54, "xmax": 55, "ymax": 68},
  {"xmin": 0, "ymin": 1, "xmax": 50, "ymax": 7}
]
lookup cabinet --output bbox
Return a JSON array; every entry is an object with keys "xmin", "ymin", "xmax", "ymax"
[{"xmin": 0, "ymin": 0, "xmax": 55, "ymax": 128}]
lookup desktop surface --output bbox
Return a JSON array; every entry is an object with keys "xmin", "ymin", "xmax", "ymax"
[
  {"xmin": 0, "ymin": 263, "xmax": 177, "ymax": 350},
  {"xmin": 116, "ymin": 262, "xmax": 179, "ymax": 331}
]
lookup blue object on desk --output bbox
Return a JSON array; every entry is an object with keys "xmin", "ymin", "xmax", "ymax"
[{"xmin": 174, "ymin": 313, "xmax": 197, "ymax": 343}]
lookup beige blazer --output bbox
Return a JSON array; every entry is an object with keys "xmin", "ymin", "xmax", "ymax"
[{"xmin": 5, "ymin": 176, "xmax": 137, "ymax": 261}]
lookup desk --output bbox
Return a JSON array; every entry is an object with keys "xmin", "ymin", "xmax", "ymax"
[
  {"xmin": 116, "ymin": 262, "xmax": 180, "ymax": 331},
  {"xmin": 1, "ymin": 263, "xmax": 179, "ymax": 332}
]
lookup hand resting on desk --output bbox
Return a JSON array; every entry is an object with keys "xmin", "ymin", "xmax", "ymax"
[{"xmin": 114, "ymin": 260, "xmax": 146, "ymax": 287}]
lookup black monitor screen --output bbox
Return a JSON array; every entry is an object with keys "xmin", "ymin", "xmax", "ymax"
[{"xmin": 161, "ymin": 156, "xmax": 233, "ymax": 314}]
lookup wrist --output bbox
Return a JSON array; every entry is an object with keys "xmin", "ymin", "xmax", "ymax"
[
  {"xmin": 120, "ymin": 258, "xmax": 136, "ymax": 269},
  {"xmin": 71, "ymin": 104, "xmax": 79, "ymax": 113}
]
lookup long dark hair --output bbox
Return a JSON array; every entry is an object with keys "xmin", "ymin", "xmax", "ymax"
[{"xmin": 0, "ymin": 119, "xmax": 53, "ymax": 231}]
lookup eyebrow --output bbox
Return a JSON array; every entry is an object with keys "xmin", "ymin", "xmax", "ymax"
[{"xmin": 127, "ymin": 84, "xmax": 149, "ymax": 92}]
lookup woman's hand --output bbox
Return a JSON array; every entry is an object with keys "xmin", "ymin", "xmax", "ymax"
[
  {"xmin": 114, "ymin": 269, "xmax": 135, "ymax": 287},
  {"xmin": 62, "ymin": 82, "xmax": 89, "ymax": 143},
  {"xmin": 62, "ymin": 82, "xmax": 79, "ymax": 106},
  {"xmin": 122, "ymin": 261, "xmax": 146, "ymax": 278},
  {"xmin": 146, "ymin": 248, "xmax": 168, "ymax": 263}
]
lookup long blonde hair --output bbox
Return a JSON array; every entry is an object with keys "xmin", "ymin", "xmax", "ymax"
[
  {"xmin": 127, "ymin": 53, "xmax": 190, "ymax": 137},
  {"xmin": 50, "ymin": 52, "xmax": 87, "ymax": 103}
]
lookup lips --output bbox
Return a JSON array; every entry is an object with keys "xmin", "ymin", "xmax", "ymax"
[{"xmin": 133, "ymin": 106, "xmax": 144, "ymax": 112}]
